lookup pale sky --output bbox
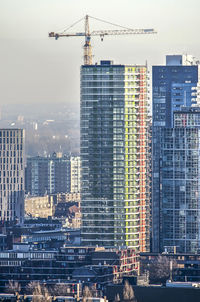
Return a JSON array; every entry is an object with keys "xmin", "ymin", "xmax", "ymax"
[{"xmin": 1, "ymin": 0, "xmax": 200, "ymax": 110}]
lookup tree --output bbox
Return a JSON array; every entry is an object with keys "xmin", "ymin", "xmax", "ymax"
[
  {"xmin": 123, "ymin": 280, "xmax": 136, "ymax": 302},
  {"xmin": 6, "ymin": 280, "xmax": 21, "ymax": 294},
  {"xmin": 26, "ymin": 281, "xmax": 52, "ymax": 302},
  {"xmin": 146, "ymin": 255, "xmax": 177, "ymax": 284},
  {"xmin": 82, "ymin": 286, "xmax": 92, "ymax": 302},
  {"xmin": 26, "ymin": 281, "xmax": 38, "ymax": 294},
  {"xmin": 51, "ymin": 283, "xmax": 70, "ymax": 296}
]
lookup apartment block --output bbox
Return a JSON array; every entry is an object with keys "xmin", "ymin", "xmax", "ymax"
[
  {"xmin": 0, "ymin": 129, "xmax": 25, "ymax": 224},
  {"xmin": 70, "ymin": 156, "xmax": 80, "ymax": 193},
  {"xmin": 25, "ymin": 153, "xmax": 71, "ymax": 196}
]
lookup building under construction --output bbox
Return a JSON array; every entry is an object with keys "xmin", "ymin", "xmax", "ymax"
[
  {"xmin": 49, "ymin": 15, "xmax": 155, "ymax": 252},
  {"xmin": 80, "ymin": 60, "xmax": 150, "ymax": 251}
]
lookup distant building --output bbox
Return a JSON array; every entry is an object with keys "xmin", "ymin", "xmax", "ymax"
[
  {"xmin": 152, "ymin": 55, "xmax": 199, "ymax": 252},
  {"xmin": 54, "ymin": 202, "xmax": 81, "ymax": 228},
  {"xmin": 0, "ymin": 129, "xmax": 25, "ymax": 224},
  {"xmin": 21, "ymin": 229, "xmax": 70, "ymax": 243},
  {"xmin": 54, "ymin": 192, "xmax": 81, "ymax": 203},
  {"xmin": 70, "ymin": 208, "xmax": 81, "ymax": 229},
  {"xmin": 25, "ymin": 152, "xmax": 71, "ymax": 196},
  {"xmin": 0, "ymin": 235, "xmax": 7, "ymax": 251},
  {"xmin": 25, "ymin": 195, "xmax": 54, "ymax": 218},
  {"xmin": 70, "ymin": 156, "xmax": 80, "ymax": 193},
  {"xmin": 81, "ymin": 60, "xmax": 150, "ymax": 251}
]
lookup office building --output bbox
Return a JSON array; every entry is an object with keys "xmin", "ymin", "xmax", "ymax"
[
  {"xmin": 25, "ymin": 152, "xmax": 71, "ymax": 196},
  {"xmin": 25, "ymin": 156, "xmax": 48, "ymax": 196},
  {"xmin": 70, "ymin": 156, "xmax": 81, "ymax": 193},
  {"xmin": 0, "ymin": 129, "xmax": 25, "ymax": 224},
  {"xmin": 81, "ymin": 60, "xmax": 149, "ymax": 251},
  {"xmin": 160, "ymin": 107, "xmax": 200, "ymax": 253},
  {"xmin": 152, "ymin": 55, "xmax": 199, "ymax": 252}
]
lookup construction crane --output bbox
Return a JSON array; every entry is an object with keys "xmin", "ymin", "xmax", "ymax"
[{"xmin": 49, "ymin": 15, "xmax": 157, "ymax": 65}]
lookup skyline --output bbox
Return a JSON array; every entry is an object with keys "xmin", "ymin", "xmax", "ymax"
[
  {"xmin": 1, "ymin": 0, "xmax": 200, "ymax": 109},
  {"xmin": 1, "ymin": 2, "xmax": 200, "ymax": 297}
]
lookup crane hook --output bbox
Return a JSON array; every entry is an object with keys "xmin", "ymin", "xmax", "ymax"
[{"xmin": 100, "ymin": 35, "xmax": 104, "ymax": 42}]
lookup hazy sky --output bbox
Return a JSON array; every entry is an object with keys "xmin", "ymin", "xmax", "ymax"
[{"xmin": 1, "ymin": 0, "xmax": 200, "ymax": 110}]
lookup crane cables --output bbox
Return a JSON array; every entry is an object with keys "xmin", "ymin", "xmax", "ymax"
[{"xmin": 52, "ymin": 14, "xmax": 141, "ymax": 35}]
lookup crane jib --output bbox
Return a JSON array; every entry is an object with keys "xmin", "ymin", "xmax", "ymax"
[
  {"xmin": 49, "ymin": 15, "xmax": 157, "ymax": 65},
  {"xmin": 76, "ymin": 33, "xmax": 85, "ymax": 36},
  {"xmin": 144, "ymin": 29, "xmax": 154, "ymax": 32}
]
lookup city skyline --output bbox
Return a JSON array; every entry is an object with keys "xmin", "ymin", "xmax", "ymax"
[{"xmin": 1, "ymin": 2, "xmax": 200, "ymax": 298}]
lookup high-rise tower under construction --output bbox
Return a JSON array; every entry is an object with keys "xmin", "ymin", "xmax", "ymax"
[{"xmin": 80, "ymin": 60, "xmax": 150, "ymax": 251}]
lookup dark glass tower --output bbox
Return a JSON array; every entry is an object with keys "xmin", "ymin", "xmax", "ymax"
[{"xmin": 152, "ymin": 55, "xmax": 199, "ymax": 252}]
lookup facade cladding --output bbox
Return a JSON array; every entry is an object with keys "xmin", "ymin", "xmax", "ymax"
[
  {"xmin": 26, "ymin": 153, "xmax": 71, "ymax": 196},
  {"xmin": 81, "ymin": 60, "xmax": 149, "ymax": 251},
  {"xmin": 161, "ymin": 108, "xmax": 200, "ymax": 253},
  {"xmin": 152, "ymin": 55, "xmax": 199, "ymax": 252},
  {"xmin": 0, "ymin": 129, "xmax": 25, "ymax": 224}
]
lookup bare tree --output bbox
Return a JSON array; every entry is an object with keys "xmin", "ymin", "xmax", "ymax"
[
  {"xmin": 82, "ymin": 286, "xmax": 92, "ymax": 302},
  {"xmin": 51, "ymin": 283, "xmax": 70, "ymax": 296},
  {"xmin": 26, "ymin": 281, "xmax": 52, "ymax": 302},
  {"xmin": 146, "ymin": 255, "xmax": 177, "ymax": 284},
  {"xmin": 26, "ymin": 281, "xmax": 39, "ymax": 294},
  {"xmin": 6, "ymin": 280, "xmax": 21, "ymax": 294},
  {"xmin": 90, "ymin": 283, "xmax": 98, "ymax": 298},
  {"xmin": 123, "ymin": 280, "xmax": 136, "ymax": 302}
]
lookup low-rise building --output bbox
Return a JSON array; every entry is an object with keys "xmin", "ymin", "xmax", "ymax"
[
  {"xmin": 25, "ymin": 195, "xmax": 54, "ymax": 218},
  {"xmin": 0, "ymin": 246, "xmax": 139, "ymax": 293},
  {"xmin": 140, "ymin": 252, "xmax": 200, "ymax": 283}
]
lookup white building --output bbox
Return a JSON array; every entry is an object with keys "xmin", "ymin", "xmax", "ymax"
[{"xmin": 70, "ymin": 156, "xmax": 80, "ymax": 193}]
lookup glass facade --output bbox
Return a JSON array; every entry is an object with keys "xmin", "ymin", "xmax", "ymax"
[
  {"xmin": 160, "ymin": 108, "xmax": 200, "ymax": 253},
  {"xmin": 152, "ymin": 56, "xmax": 199, "ymax": 252},
  {"xmin": 81, "ymin": 60, "xmax": 149, "ymax": 251},
  {"xmin": 26, "ymin": 154, "xmax": 71, "ymax": 196}
]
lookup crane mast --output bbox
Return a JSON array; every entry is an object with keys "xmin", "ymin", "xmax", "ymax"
[
  {"xmin": 49, "ymin": 15, "xmax": 157, "ymax": 65},
  {"xmin": 83, "ymin": 15, "xmax": 92, "ymax": 65}
]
